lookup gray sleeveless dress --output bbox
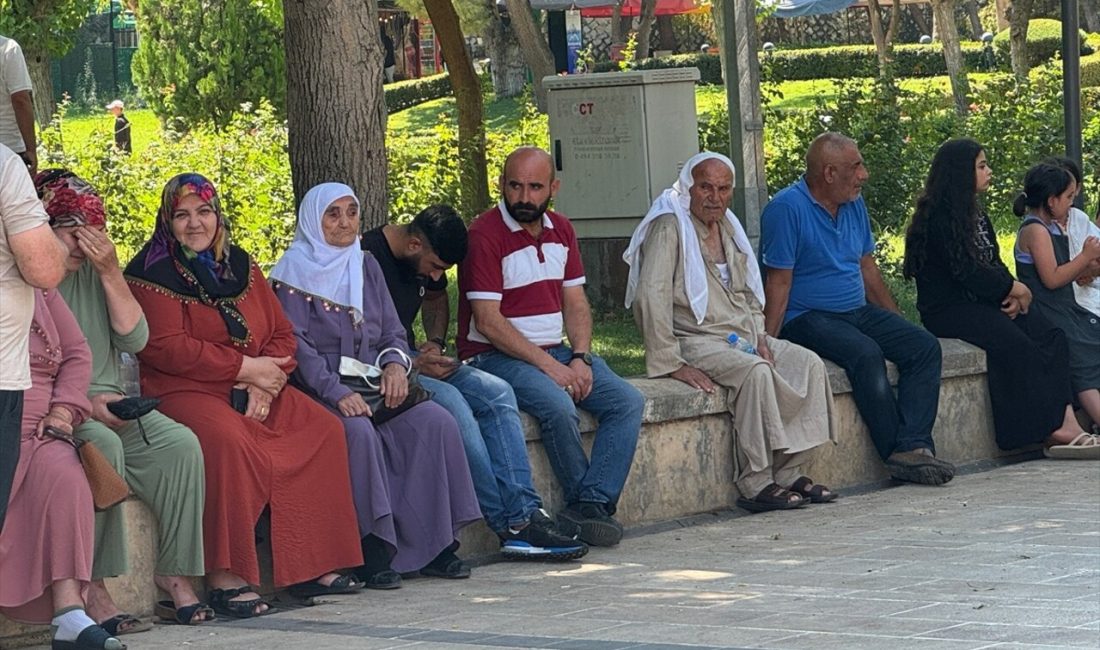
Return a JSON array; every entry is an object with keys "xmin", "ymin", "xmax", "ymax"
[{"xmin": 1015, "ymin": 216, "xmax": 1100, "ymax": 392}]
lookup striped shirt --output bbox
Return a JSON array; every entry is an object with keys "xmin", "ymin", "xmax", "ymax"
[{"xmin": 457, "ymin": 202, "xmax": 586, "ymax": 359}]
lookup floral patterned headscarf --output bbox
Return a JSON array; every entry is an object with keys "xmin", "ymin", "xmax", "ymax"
[
  {"xmin": 125, "ymin": 173, "xmax": 253, "ymax": 346},
  {"xmin": 34, "ymin": 169, "xmax": 107, "ymax": 228}
]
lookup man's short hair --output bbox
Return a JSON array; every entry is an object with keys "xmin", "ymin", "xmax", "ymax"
[{"xmin": 409, "ymin": 204, "xmax": 468, "ymax": 265}]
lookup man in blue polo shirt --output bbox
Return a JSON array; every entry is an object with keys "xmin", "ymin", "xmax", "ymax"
[{"xmin": 760, "ymin": 132, "xmax": 954, "ymax": 485}]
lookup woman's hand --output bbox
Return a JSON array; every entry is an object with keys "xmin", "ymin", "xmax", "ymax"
[
  {"xmin": 36, "ymin": 405, "xmax": 75, "ymax": 438},
  {"xmin": 74, "ymin": 226, "xmax": 121, "ymax": 275},
  {"xmin": 1005, "ymin": 281, "xmax": 1032, "ymax": 314},
  {"xmin": 238, "ymin": 355, "xmax": 290, "ymax": 395},
  {"xmin": 337, "ymin": 392, "xmax": 372, "ymax": 418},
  {"xmin": 89, "ymin": 393, "xmax": 127, "ymax": 430},
  {"xmin": 244, "ymin": 384, "xmax": 274, "ymax": 422},
  {"xmin": 379, "ymin": 363, "xmax": 408, "ymax": 409}
]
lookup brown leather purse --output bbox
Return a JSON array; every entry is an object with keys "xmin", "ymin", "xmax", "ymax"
[{"xmin": 44, "ymin": 426, "xmax": 130, "ymax": 511}]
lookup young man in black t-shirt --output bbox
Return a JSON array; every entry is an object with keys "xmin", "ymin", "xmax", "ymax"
[{"xmin": 361, "ymin": 205, "xmax": 587, "ymax": 560}]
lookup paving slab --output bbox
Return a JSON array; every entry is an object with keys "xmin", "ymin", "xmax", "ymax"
[{"xmin": 15, "ymin": 460, "xmax": 1099, "ymax": 650}]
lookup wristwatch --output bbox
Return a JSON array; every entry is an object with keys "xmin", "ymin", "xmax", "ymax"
[
  {"xmin": 429, "ymin": 336, "xmax": 447, "ymax": 354},
  {"xmin": 570, "ymin": 351, "xmax": 593, "ymax": 366}
]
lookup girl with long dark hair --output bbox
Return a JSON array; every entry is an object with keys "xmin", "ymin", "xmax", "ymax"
[
  {"xmin": 1014, "ymin": 162, "xmax": 1100, "ymax": 431},
  {"xmin": 904, "ymin": 140, "xmax": 1095, "ymax": 456}
]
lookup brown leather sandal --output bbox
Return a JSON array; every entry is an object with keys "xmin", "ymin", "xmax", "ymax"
[
  {"xmin": 789, "ymin": 476, "xmax": 838, "ymax": 503},
  {"xmin": 736, "ymin": 482, "xmax": 807, "ymax": 513}
]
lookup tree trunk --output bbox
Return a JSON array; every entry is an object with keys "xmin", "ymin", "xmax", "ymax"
[
  {"xmin": 22, "ymin": 44, "xmax": 55, "ymax": 127},
  {"xmin": 484, "ymin": 9, "xmax": 526, "ymax": 99},
  {"xmin": 503, "ymin": 0, "xmax": 555, "ymax": 112},
  {"xmin": 994, "ymin": 0, "xmax": 1009, "ymax": 30},
  {"xmin": 932, "ymin": 0, "xmax": 971, "ymax": 115},
  {"xmin": 283, "ymin": 0, "xmax": 388, "ymax": 227},
  {"xmin": 1006, "ymin": 0, "xmax": 1034, "ymax": 82},
  {"xmin": 423, "ymin": 0, "xmax": 490, "ymax": 218},
  {"xmin": 1083, "ymin": 0, "xmax": 1100, "ymax": 33},
  {"xmin": 965, "ymin": 0, "xmax": 983, "ymax": 38},
  {"xmin": 908, "ymin": 5, "xmax": 932, "ymax": 37},
  {"xmin": 635, "ymin": 0, "xmax": 658, "ymax": 61},
  {"xmin": 866, "ymin": 1, "xmax": 892, "ymax": 79},
  {"xmin": 611, "ymin": 2, "xmax": 625, "ymax": 45},
  {"xmin": 656, "ymin": 15, "xmax": 675, "ymax": 52}
]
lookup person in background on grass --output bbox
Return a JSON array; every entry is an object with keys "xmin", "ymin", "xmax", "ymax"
[
  {"xmin": 760, "ymin": 132, "xmax": 955, "ymax": 486},
  {"xmin": 903, "ymin": 140, "xmax": 1095, "ymax": 459},
  {"xmin": 458, "ymin": 146, "xmax": 643, "ymax": 547},
  {"xmin": 106, "ymin": 101, "xmax": 131, "ymax": 155},
  {"xmin": 361, "ymin": 203, "xmax": 588, "ymax": 561},
  {"xmin": 626, "ymin": 152, "xmax": 838, "ymax": 513}
]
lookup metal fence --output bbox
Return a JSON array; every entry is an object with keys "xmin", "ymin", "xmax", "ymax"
[{"xmin": 50, "ymin": 7, "xmax": 138, "ymax": 106}]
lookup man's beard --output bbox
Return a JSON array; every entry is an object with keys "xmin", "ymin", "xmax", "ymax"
[{"xmin": 506, "ymin": 197, "xmax": 550, "ymax": 223}]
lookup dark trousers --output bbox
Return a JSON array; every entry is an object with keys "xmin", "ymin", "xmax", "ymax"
[
  {"xmin": 782, "ymin": 304, "xmax": 942, "ymax": 460},
  {"xmin": 0, "ymin": 390, "xmax": 23, "ymax": 534},
  {"xmin": 922, "ymin": 304, "xmax": 1071, "ymax": 450}
]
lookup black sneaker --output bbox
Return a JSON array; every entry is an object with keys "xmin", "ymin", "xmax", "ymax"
[
  {"xmin": 499, "ymin": 509, "xmax": 589, "ymax": 561},
  {"xmin": 558, "ymin": 502, "xmax": 624, "ymax": 547}
]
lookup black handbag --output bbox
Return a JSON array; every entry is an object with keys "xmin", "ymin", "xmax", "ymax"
[{"xmin": 339, "ymin": 348, "xmax": 432, "ymax": 425}]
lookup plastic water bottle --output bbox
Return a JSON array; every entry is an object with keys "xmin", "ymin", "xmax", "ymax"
[
  {"xmin": 727, "ymin": 333, "xmax": 757, "ymax": 356},
  {"xmin": 119, "ymin": 352, "xmax": 141, "ymax": 397}
]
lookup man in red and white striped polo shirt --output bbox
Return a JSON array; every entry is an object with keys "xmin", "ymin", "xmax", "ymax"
[{"xmin": 458, "ymin": 147, "xmax": 643, "ymax": 547}]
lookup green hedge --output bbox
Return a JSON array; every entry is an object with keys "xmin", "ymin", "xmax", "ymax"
[
  {"xmin": 1083, "ymin": 53, "xmax": 1100, "ymax": 88},
  {"xmin": 764, "ymin": 43, "xmax": 991, "ymax": 81},
  {"xmin": 993, "ymin": 19, "xmax": 1090, "ymax": 68},
  {"xmin": 591, "ymin": 53, "xmax": 722, "ymax": 84},
  {"xmin": 384, "ymin": 73, "xmax": 451, "ymax": 113}
]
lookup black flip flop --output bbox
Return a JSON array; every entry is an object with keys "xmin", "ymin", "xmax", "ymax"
[
  {"xmin": 287, "ymin": 573, "xmax": 365, "ymax": 598},
  {"xmin": 154, "ymin": 600, "xmax": 215, "ymax": 625},
  {"xmin": 98, "ymin": 614, "xmax": 151, "ymax": 637}
]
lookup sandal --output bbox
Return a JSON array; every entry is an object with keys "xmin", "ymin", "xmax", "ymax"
[
  {"xmin": 97, "ymin": 614, "xmax": 151, "ymax": 637},
  {"xmin": 789, "ymin": 476, "xmax": 838, "ymax": 503},
  {"xmin": 1044, "ymin": 433, "xmax": 1100, "ymax": 460},
  {"xmin": 420, "ymin": 547, "xmax": 471, "ymax": 579},
  {"xmin": 736, "ymin": 482, "xmax": 807, "ymax": 513},
  {"xmin": 154, "ymin": 600, "xmax": 215, "ymax": 625},
  {"xmin": 359, "ymin": 569, "xmax": 402, "ymax": 590},
  {"xmin": 51, "ymin": 624, "xmax": 125, "ymax": 650},
  {"xmin": 208, "ymin": 586, "xmax": 276, "ymax": 619},
  {"xmin": 287, "ymin": 572, "xmax": 365, "ymax": 598}
]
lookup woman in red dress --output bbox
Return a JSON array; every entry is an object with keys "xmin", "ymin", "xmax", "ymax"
[{"xmin": 124, "ymin": 174, "xmax": 363, "ymax": 617}]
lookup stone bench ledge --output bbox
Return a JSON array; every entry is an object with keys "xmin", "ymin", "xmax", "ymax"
[{"xmin": 524, "ymin": 338, "xmax": 988, "ymax": 439}]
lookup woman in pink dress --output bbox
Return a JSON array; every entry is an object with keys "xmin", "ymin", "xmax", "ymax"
[{"xmin": 0, "ymin": 289, "xmax": 124, "ymax": 650}]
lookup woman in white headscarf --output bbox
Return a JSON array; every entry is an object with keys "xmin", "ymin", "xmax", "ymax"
[
  {"xmin": 625, "ymin": 152, "xmax": 838, "ymax": 514},
  {"xmin": 271, "ymin": 183, "xmax": 481, "ymax": 587}
]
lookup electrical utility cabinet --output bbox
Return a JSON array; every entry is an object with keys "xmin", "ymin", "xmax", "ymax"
[{"xmin": 544, "ymin": 68, "xmax": 700, "ymax": 238}]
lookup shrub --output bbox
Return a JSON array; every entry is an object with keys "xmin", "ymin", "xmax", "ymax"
[
  {"xmin": 590, "ymin": 53, "xmax": 722, "ymax": 84},
  {"xmin": 992, "ymin": 19, "xmax": 1089, "ymax": 68},
  {"xmin": 764, "ymin": 43, "xmax": 993, "ymax": 81},
  {"xmin": 132, "ymin": 0, "xmax": 286, "ymax": 129},
  {"xmin": 384, "ymin": 73, "xmax": 453, "ymax": 113},
  {"xmin": 1082, "ymin": 53, "xmax": 1100, "ymax": 88}
]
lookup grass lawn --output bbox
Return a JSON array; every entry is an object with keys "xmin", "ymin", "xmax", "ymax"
[{"xmin": 54, "ymin": 108, "xmax": 161, "ymax": 157}]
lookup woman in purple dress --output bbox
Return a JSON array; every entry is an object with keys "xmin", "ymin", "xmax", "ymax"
[{"xmin": 271, "ymin": 183, "xmax": 481, "ymax": 588}]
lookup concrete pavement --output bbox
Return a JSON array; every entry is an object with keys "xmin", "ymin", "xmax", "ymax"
[{"xmin": 20, "ymin": 459, "xmax": 1100, "ymax": 650}]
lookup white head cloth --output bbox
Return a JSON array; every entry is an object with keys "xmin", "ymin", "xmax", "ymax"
[
  {"xmin": 623, "ymin": 152, "xmax": 764, "ymax": 324},
  {"xmin": 270, "ymin": 182, "xmax": 365, "ymax": 323}
]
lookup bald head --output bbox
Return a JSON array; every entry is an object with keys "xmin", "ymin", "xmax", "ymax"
[
  {"xmin": 500, "ymin": 146, "xmax": 559, "ymax": 225},
  {"xmin": 802, "ymin": 132, "xmax": 868, "ymax": 211},
  {"xmin": 503, "ymin": 147, "xmax": 555, "ymax": 184},
  {"xmin": 805, "ymin": 132, "xmax": 858, "ymax": 181}
]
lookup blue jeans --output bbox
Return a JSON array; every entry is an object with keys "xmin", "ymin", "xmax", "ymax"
[
  {"xmin": 420, "ymin": 364, "xmax": 541, "ymax": 533},
  {"xmin": 470, "ymin": 345, "xmax": 643, "ymax": 510},
  {"xmin": 781, "ymin": 305, "xmax": 942, "ymax": 460}
]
